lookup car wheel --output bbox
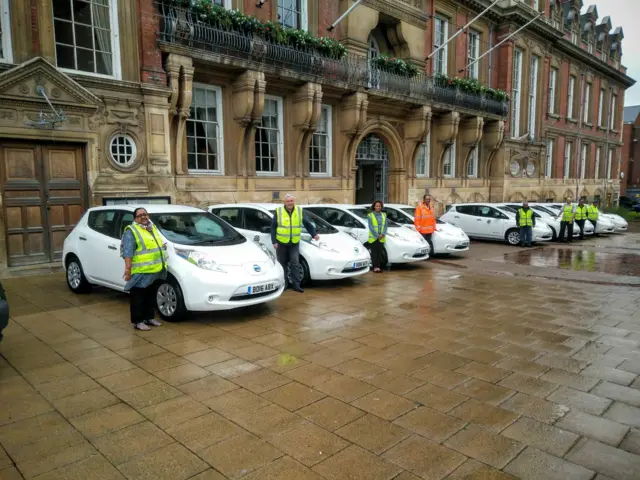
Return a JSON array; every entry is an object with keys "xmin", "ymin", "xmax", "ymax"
[
  {"xmin": 381, "ymin": 245, "xmax": 389, "ymax": 267},
  {"xmin": 286, "ymin": 259, "xmax": 310, "ymax": 287},
  {"xmin": 66, "ymin": 255, "xmax": 92, "ymax": 294},
  {"xmin": 505, "ymin": 229, "xmax": 521, "ymax": 246},
  {"xmin": 155, "ymin": 277, "xmax": 186, "ymax": 322},
  {"xmin": 549, "ymin": 227, "xmax": 557, "ymax": 241}
]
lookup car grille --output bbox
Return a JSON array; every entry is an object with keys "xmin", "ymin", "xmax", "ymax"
[
  {"xmin": 454, "ymin": 244, "xmax": 468, "ymax": 250},
  {"xmin": 413, "ymin": 252, "xmax": 428, "ymax": 258},
  {"xmin": 341, "ymin": 265, "xmax": 369, "ymax": 273},
  {"xmin": 230, "ymin": 290, "xmax": 276, "ymax": 301}
]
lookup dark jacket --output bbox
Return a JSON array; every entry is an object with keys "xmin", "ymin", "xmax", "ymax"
[
  {"xmin": 270, "ymin": 207, "xmax": 318, "ymax": 244},
  {"xmin": 515, "ymin": 208, "xmax": 536, "ymax": 227}
]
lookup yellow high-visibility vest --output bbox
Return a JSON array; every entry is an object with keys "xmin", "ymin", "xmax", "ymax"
[
  {"xmin": 368, "ymin": 212, "xmax": 387, "ymax": 243},
  {"xmin": 575, "ymin": 205, "xmax": 588, "ymax": 221},
  {"xmin": 126, "ymin": 223, "xmax": 166, "ymax": 274},
  {"xmin": 562, "ymin": 205, "xmax": 574, "ymax": 222},
  {"xmin": 275, "ymin": 206, "xmax": 303, "ymax": 244},
  {"xmin": 518, "ymin": 208, "xmax": 533, "ymax": 227}
]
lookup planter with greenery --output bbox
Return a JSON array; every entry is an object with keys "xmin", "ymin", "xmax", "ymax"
[
  {"xmin": 370, "ymin": 55, "xmax": 420, "ymax": 77},
  {"xmin": 434, "ymin": 73, "xmax": 510, "ymax": 102},
  {"xmin": 169, "ymin": 0, "xmax": 347, "ymax": 59}
]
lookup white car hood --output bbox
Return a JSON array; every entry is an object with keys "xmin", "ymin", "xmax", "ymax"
[
  {"xmin": 388, "ymin": 226, "xmax": 426, "ymax": 244},
  {"xmin": 169, "ymin": 240, "xmax": 275, "ymax": 276},
  {"xmin": 436, "ymin": 222, "xmax": 467, "ymax": 237},
  {"xmin": 302, "ymin": 231, "xmax": 370, "ymax": 258},
  {"xmin": 601, "ymin": 214, "xmax": 627, "ymax": 226}
]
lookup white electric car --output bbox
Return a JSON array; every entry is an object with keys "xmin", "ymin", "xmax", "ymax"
[
  {"xmin": 369, "ymin": 203, "xmax": 470, "ymax": 255},
  {"xmin": 545, "ymin": 203, "xmax": 616, "ymax": 234},
  {"xmin": 209, "ymin": 203, "xmax": 371, "ymax": 285},
  {"xmin": 500, "ymin": 203, "xmax": 594, "ymax": 240},
  {"xmin": 62, "ymin": 205, "xmax": 285, "ymax": 321},
  {"xmin": 440, "ymin": 203, "xmax": 553, "ymax": 246},
  {"xmin": 304, "ymin": 204, "xmax": 429, "ymax": 265}
]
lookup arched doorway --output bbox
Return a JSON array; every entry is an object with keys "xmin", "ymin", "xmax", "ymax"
[{"xmin": 355, "ymin": 133, "xmax": 390, "ymax": 203}]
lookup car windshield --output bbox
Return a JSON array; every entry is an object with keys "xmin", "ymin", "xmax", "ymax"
[
  {"xmin": 267, "ymin": 208, "xmax": 338, "ymax": 235},
  {"xmin": 547, "ymin": 204, "xmax": 562, "ymax": 211},
  {"xmin": 348, "ymin": 208, "xmax": 401, "ymax": 227},
  {"xmin": 532, "ymin": 205, "xmax": 555, "ymax": 216},
  {"xmin": 401, "ymin": 208, "xmax": 415, "ymax": 217},
  {"xmin": 150, "ymin": 212, "xmax": 245, "ymax": 246},
  {"xmin": 503, "ymin": 205, "xmax": 541, "ymax": 218}
]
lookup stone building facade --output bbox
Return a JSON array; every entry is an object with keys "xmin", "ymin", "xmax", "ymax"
[{"xmin": 0, "ymin": 0, "xmax": 633, "ymax": 270}]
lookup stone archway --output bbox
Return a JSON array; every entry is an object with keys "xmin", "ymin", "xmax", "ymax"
[
  {"xmin": 580, "ymin": 188, "xmax": 590, "ymax": 200},
  {"xmin": 468, "ymin": 192, "xmax": 485, "ymax": 202},
  {"xmin": 510, "ymin": 192, "xmax": 525, "ymax": 202},
  {"xmin": 563, "ymin": 189, "xmax": 574, "ymax": 201},
  {"xmin": 349, "ymin": 121, "xmax": 406, "ymax": 203},
  {"xmin": 529, "ymin": 191, "xmax": 541, "ymax": 202}
]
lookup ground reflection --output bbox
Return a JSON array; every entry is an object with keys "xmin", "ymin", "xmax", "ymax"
[{"xmin": 499, "ymin": 248, "xmax": 640, "ymax": 276}]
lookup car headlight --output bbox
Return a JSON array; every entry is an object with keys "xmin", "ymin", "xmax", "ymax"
[
  {"xmin": 257, "ymin": 242, "xmax": 276, "ymax": 264},
  {"xmin": 175, "ymin": 248, "xmax": 226, "ymax": 272}
]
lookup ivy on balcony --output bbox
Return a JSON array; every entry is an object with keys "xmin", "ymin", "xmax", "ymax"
[
  {"xmin": 172, "ymin": 0, "xmax": 347, "ymax": 59},
  {"xmin": 435, "ymin": 74, "xmax": 510, "ymax": 102},
  {"xmin": 371, "ymin": 55, "xmax": 420, "ymax": 77}
]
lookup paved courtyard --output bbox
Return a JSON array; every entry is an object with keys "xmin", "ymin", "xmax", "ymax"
[{"xmin": 1, "ymin": 234, "xmax": 640, "ymax": 479}]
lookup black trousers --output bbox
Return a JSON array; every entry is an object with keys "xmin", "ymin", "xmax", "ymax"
[
  {"xmin": 421, "ymin": 233, "xmax": 434, "ymax": 256},
  {"xmin": 590, "ymin": 219, "xmax": 597, "ymax": 233},
  {"xmin": 276, "ymin": 242, "xmax": 302, "ymax": 288},
  {"xmin": 575, "ymin": 219, "xmax": 586, "ymax": 239},
  {"xmin": 559, "ymin": 221, "xmax": 573, "ymax": 242},
  {"xmin": 130, "ymin": 284, "xmax": 156, "ymax": 325},
  {"xmin": 370, "ymin": 240, "xmax": 386, "ymax": 269}
]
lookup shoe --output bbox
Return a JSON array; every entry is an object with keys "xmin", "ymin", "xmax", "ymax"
[
  {"xmin": 145, "ymin": 319, "xmax": 162, "ymax": 327},
  {"xmin": 134, "ymin": 322, "xmax": 151, "ymax": 331},
  {"xmin": 292, "ymin": 286, "xmax": 304, "ymax": 293}
]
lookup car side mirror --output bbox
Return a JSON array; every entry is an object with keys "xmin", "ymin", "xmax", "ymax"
[{"xmin": 261, "ymin": 226, "xmax": 271, "ymax": 234}]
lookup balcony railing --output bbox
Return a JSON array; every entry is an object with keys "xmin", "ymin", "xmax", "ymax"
[{"xmin": 155, "ymin": 2, "xmax": 509, "ymax": 118}]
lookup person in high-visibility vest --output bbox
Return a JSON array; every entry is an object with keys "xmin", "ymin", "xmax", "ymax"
[
  {"xmin": 516, "ymin": 201, "xmax": 536, "ymax": 247},
  {"xmin": 368, "ymin": 200, "xmax": 388, "ymax": 272},
  {"xmin": 122, "ymin": 207, "xmax": 167, "ymax": 331},
  {"xmin": 414, "ymin": 194, "xmax": 437, "ymax": 256},
  {"xmin": 588, "ymin": 200, "xmax": 600, "ymax": 235},
  {"xmin": 270, "ymin": 194, "xmax": 318, "ymax": 293},
  {"xmin": 556, "ymin": 197, "xmax": 575, "ymax": 243},
  {"xmin": 574, "ymin": 198, "xmax": 588, "ymax": 240}
]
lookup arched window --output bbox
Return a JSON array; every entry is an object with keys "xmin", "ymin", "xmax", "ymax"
[{"xmin": 368, "ymin": 35, "xmax": 380, "ymax": 61}]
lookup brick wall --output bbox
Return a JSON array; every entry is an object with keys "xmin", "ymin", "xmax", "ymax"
[{"xmin": 139, "ymin": 0, "xmax": 165, "ymax": 84}]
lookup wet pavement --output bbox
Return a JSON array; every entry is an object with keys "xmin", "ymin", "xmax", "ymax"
[{"xmin": 1, "ymin": 232, "xmax": 640, "ymax": 479}]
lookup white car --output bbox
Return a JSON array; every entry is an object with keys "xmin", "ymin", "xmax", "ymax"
[
  {"xmin": 304, "ymin": 204, "xmax": 429, "ymax": 265},
  {"xmin": 440, "ymin": 203, "xmax": 553, "ymax": 246},
  {"xmin": 371, "ymin": 203, "xmax": 470, "ymax": 255},
  {"xmin": 501, "ymin": 203, "xmax": 594, "ymax": 240},
  {"xmin": 545, "ymin": 203, "xmax": 615, "ymax": 234},
  {"xmin": 600, "ymin": 213, "xmax": 628, "ymax": 232},
  {"xmin": 208, "ymin": 203, "xmax": 371, "ymax": 285},
  {"xmin": 62, "ymin": 205, "xmax": 285, "ymax": 321}
]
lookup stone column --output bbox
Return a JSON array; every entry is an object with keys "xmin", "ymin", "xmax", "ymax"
[
  {"xmin": 339, "ymin": 92, "xmax": 369, "ymax": 199},
  {"xmin": 431, "ymin": 112, "xmax": 460, "ymax": 187},
  {"xmin": 458, "ymin": 116, "xmax": 484, "ymax": 186},
  {"xmin": 291, "ymin": 83, "xmax": 323, "ymax": 190}
]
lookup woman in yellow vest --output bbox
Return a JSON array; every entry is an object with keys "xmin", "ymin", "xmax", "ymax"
[
  {"xmin": 122, "ymin": 207, "xmax": 167, "ymax": 331},
  {"xmin": 367, "ymin": 200, "xmax": 388, "ymax": 273},
  {"xmin": 574, "ymin": 198, "xmax": 589, "ymax": 240}
]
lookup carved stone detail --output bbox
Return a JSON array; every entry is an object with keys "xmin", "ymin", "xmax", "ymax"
[
  {"xmin": 431, "ymin": 112, "xmax": 459, "ymax": 183},
  {"xmin": 362, "ymin": 0, "xmax": 429, "ymax": 29},
  {"xmin": 403, "ymin": 106, "xmax": 431, "ymax": 178},
  {"xmin": 174, "ymin": 64, "xmax": 195, "ymax": 175},
  {"xmin": 340, "ymin": 92, "xmax": 368, "ymax": 136},
  {"xmin": 291, "ymin": 83, "xmax": 323, "ymax": 177}
]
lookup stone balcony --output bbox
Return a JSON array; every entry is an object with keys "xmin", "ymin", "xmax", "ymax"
[{"xmin": 154, "ymin": 1, "xmax": 509, "ymax": 119}]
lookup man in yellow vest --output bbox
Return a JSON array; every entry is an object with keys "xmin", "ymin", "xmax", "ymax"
[
  {"xmin": 556, "ymin": 197, "xmax": 575, "ymax": 243},
  {"xmin": 588, "ymin": 200, "xmax": 600, "ymax": 235},
  {"xmin": 270, "ymin": 194, "xmax": 319, "ymax": 293},
  {"xmin": 574, "ymin": 198, "xmax": 589, "ymax": 240},
  {"xmin": 516, "ymin": 201, "xmax": 535, "ymax": 247},
  {"xmin": 122, "ymin": 207, "xmax": 167, "ymax": 331}
]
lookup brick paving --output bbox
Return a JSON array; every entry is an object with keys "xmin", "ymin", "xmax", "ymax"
[{"xmin": 1, "ymin": 237, "xmax": 640, "ymax": 479}]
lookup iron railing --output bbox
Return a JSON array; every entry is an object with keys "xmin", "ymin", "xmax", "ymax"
[{"xmin": 155, "ymin": 2, "xmax": 509, "ymax": 117}]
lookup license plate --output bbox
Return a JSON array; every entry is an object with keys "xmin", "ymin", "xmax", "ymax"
[
  {"xmin": 418, "ymin": 248, "xmax": 428, "ymax": 255},
  {"xmin": 352, "ymin": 261, "xmax": 368, "ymax": 269},
  {"xmin": 247, "ymin": 283, "xmax": 276, "ymax": 295}
]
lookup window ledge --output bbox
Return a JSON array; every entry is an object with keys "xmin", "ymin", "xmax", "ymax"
[
  {"xmin": 547, "ymin": 113, "xmax": 561, "ymax": 120},
  {"xmin": 597, "ymin": 126, "xmax": 607, "ymax": 132},
  {"xmin": 567, "ymin": 118, "xmax": 578, "ymax": 124},
  {"xmin": 584, "ymin": 122, "xmax": 593, "ymax": 128},
  {"xmin": 611, "ymin": 129, "xmax": 619, "ymax": 134}
]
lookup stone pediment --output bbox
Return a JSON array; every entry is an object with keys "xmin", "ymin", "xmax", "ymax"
[{"xmin": 0, "ymin": 57, "xmax": 101, "ymax": 111}]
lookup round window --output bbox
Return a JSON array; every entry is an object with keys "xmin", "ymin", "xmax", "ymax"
[
  {"xmin": 109, "ymin": 134, "xmax": 137, "ymax": 168},
  {"xmin": 509, "ymin": 160, "xmax": 521, "ymax": 177}
]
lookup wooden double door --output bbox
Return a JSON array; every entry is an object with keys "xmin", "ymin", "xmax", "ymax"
[{"xmin": 0, "ymin": 142, "xmax": 86, "ymax": 267}]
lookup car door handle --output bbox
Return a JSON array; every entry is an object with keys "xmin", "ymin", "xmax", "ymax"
[
  {"xmin": 454, "ymin": 216, "xmax": 460, "ymax": 218},
  {"xmin": 476, "ymin": 218, "xmax": 482, "ymax": 221},
  {"xmin": 79, "ymin": 236, "xmax": 87, "ymax": 241},
  {"xmin": 108, "ymin": 245, "xmax": 117, "ymax": 250}
]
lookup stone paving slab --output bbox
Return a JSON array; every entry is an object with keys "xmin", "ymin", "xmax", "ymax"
[{"xmin": 1, "ymin": 234, "xmax": 640, "ymax": 479}]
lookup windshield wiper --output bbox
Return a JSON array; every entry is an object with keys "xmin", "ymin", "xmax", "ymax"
[{"xmin": 193, "ymin": 237, "xmax": 239, "ymax": 246}]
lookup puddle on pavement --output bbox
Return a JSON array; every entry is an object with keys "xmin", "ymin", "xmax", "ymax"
[{"xmin": 497, "ymin": 248, "xmax": 640, "ymax": 276}]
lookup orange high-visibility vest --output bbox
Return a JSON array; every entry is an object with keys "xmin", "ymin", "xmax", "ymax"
[{"xmin": 414, "ymin": 203, "xmax": 436, "ymax": 234}]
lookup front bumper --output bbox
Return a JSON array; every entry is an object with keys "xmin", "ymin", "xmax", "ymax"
[
  {"xmin": 308, "ymin": 256, "xmax": 371, "ymax": 280},
  {"xmin": 434, "ymin": 233, "xmax": 470, "ymax": 253},
  {"xmin": 533, "ymin": 231, "xmax": 553, "ymax": 242},
  {"xmin": 178, "ymin": 264, "xmax": 285, "ymax": 312},
  {"xmin": 386, "ymin": 243, "xmax": 430, "ymax": 263}
]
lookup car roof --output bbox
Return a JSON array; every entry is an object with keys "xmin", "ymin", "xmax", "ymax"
[
  {"xmin": 211, "ymin": 203, "xmax": 279, "ymax": 211},
  {"xmin": 88, "ymin": 204, "xmax": 205, "ymax": 214},
  {"xmin": 304, "ymin": 204, "xmax": 361, "ymax": 210}
]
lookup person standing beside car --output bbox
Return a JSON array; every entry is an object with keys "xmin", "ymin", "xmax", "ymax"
[
  {"xmin": 414, "ymin": 194, "xmax": 436, "ymax": 257},
  {"xmin": 368, "ymin": 200, "xmax": 388, "ymax": 273},
  {"xmin": 588, "ymin": 200, "xmax": 600, "ymax": 235},
  {"xmin": 271, "ymin": 194, "xmax": 318, "ymax": 293},
  {"xmin": 516, "ymin": 201, "xmax": 535, "ymax": 248},
  {"xmin": 556, "ymin": 197, "xmax": 575, "ymax": 243},
  {"xmin": 122, "ymin": 207, "xmax": 167, "ymax": 331},
  {"xmin": 574, "ymin": 198, "xmax": 589, "ymax": 240}
]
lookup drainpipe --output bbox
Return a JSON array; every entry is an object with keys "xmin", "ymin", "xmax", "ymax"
[{"xmin": 604, "ymin": 87, "xmax": 613, "ymax": 206}]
